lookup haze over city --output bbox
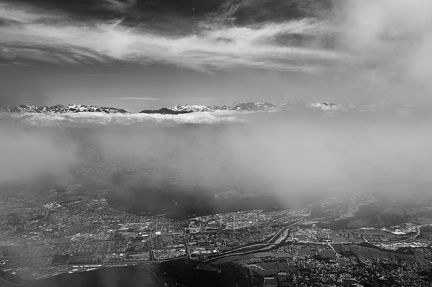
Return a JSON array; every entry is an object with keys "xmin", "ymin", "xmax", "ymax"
[{"xmin": 1, "ymin": 1, "xmax": 432, "ymax": 286}]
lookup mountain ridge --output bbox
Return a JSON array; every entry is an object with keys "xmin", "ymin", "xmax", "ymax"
[
  {"xmin": 0, "ymin": 104, "xmax": 129, "ymax": 114},
  {"xmin": 0, "ymin": 101, "xmax": 415, "ymax": 115}
]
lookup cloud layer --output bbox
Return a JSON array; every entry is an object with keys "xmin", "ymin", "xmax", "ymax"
[
  {"xmin": 0, "ymin": 122, "xmax": 77, "ymax": 183},
  {"xmin": 0, "ymin": 1, "xmax": 338, "ymax": 72},
  {"xmin": 339, "ymin": 0, "xmax": 432, "ymax": 83},
  {"xmin": 0, "ymin": 0, "xmax": 430, "ymax": 81},
  {"xmin": 2, "ymin": 108, "xmax": 432, "ymax": 208},
  {"xmin": 0, "ymin": 110, "xmax": 246, "ymax": 126}
]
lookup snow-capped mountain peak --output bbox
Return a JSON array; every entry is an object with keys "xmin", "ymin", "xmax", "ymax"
[
  {"xmin": 230, "ymin": 102, "xmax": 277, "ymax": 111},
  {"xmin": 2, "ymin": 101, "xmax": 417, "ymax": 117},
  {"xmin": 169, "ymin": 104, "xmax": 213, "ymax": 112},
  {"xmin": 1, "ymin": 104, "xmax": 129, "ymax": 114},
  {"xmin": 306, "ymin": 102, "xmax": 348, "ymax": 112}
]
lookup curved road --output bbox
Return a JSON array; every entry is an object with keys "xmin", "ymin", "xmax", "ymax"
[{"xmin": 203, "ymin": 226, "xmax": 292, "ymax": 263}]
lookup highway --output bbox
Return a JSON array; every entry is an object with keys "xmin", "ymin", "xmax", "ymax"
[{"xmin": 203, "ymin": 226, "xmax": 292, "ymax": 263}]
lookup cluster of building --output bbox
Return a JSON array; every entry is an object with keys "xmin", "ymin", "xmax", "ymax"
[
  {"xmin": 239, "ymin": 245, "xmax": 432, "ymax": 286},
  {"xmin": 187, "ymin": 210, "xmax": 263, "ymax": 232},
  {"xmin": 291, "ymin": 225, "xmax": 416, "ymax": 245},
  {"xmin": 381, "ymin": 223, "xmax": 418, "ymax": 235},
  {"xmin": 2, "ymin": 192, "xmax": 432, "ymax": 285},
  {"xmin": 374, "ymin": 241, "xmax": 430, "ymax": 251}
]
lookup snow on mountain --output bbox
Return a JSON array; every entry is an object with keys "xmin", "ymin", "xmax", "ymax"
[
  {"xmin": 212, "ymin": 104, "xmax": 231, "ymax": 111},
  {"xmin": 141, "ymin": 102, "xmax": 279, "ymax": 114},
  {"xmin": 169, "ymin": 104, "xmax": 214, "ymax": 112},
  {"xmin": 1, "ymin": 102, "xmax": 417, "ymax": 117},
  {"xmin": 229, "ymin": 102, "xmax": 278, "ymax": 112},
  {"xmin": 0, "ymin": 104, "xmax": 129, "ymax": 114}
]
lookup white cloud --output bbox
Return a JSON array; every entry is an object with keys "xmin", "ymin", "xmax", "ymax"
[
  {"xmin": 341, "ymin": 0, "xmax": 432, "ymax": 84},
  {"xmin": 1, "ymin": 110, "xmax": 246, "ymax": 126},
  {"xmin": 0, "ymin": 2, "xmax": 343, "ymax": 72},
  {"xmin": 2, "ymin": 0, "xmax": 431, "ymax": 82},
  {"xmin": 0, "ymin": 124, "xmax": 77, "ymax": 182}
]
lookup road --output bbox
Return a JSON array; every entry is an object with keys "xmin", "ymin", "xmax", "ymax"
[
  {"xmin": 326, "ymin": 242, "xmax": 340, "ymax": 260},
  {"xmin": 413, "ymin": 225, "xmax": 423, "ymax": 240},
  {"xmin": 203, "ymin": 226, "xmax": 292, "ymax": 263}
]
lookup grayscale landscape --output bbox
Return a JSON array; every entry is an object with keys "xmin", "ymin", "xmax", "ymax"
[{"xmin": 1, "ymin": 0, "xmax": 432, "ymax": 286}]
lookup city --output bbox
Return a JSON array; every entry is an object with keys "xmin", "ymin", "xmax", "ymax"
[{"xmin": 1, "ymin": 187, "xmax": 432, "ymax": 286}]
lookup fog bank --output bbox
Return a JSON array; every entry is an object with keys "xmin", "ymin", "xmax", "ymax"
[{"xmin": 1, "ymin": 110, "xmax": 430, "ymax": 208}]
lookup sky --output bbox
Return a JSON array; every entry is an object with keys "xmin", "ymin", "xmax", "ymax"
[{"xmin": 1, "ymin": 0, "xmax": 432, "ymax": 111}]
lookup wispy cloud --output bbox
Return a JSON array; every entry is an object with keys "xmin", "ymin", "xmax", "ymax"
[
  {"xmin": 0, "ymin": 1, "xmax": 343, "ymax": 72},
  {"xmin": 2, "ymin": 0, "xmax": 432, "ymax": 82}
]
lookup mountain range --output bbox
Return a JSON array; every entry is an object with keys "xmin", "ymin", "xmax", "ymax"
[
  {"xmin": 0, "ymin": 102, "xmax": 415, "ymax": 115},
  {"xmin": 0, "ymin": 104, "xmax": 129, "ymax": 114}
]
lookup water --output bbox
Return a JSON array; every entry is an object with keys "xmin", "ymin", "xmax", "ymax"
[{"xmin": 21, "ymin": 259, "xmax": 258, "ymax": 287}]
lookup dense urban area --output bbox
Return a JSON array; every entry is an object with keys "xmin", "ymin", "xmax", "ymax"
[{"xmin": 1, "ymin": 184, "xmax": 432, "ymax": 287}]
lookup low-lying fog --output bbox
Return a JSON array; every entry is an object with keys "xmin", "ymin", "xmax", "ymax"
[{"xmin": 1, "ymin": 109, "xmax": 432, "ymax": 211}]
